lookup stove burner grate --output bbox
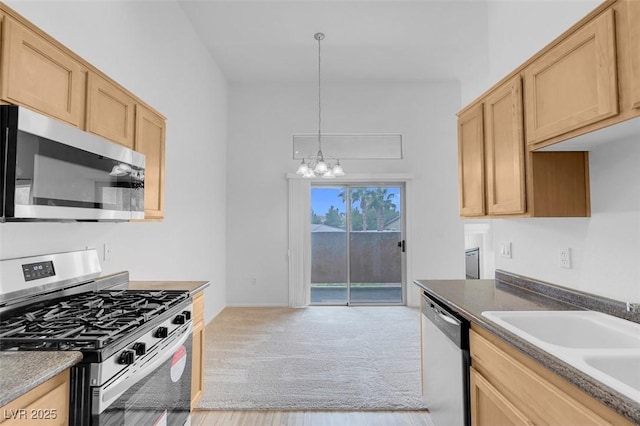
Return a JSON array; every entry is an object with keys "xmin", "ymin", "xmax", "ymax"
[{"xmin": 0, "ymin": 290, "xmax": 189, "ymax": 351}]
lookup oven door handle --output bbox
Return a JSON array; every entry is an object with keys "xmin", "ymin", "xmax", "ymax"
[{"xmin": 94, "ymin": 324, "xmax": 192, "ymax": 414}]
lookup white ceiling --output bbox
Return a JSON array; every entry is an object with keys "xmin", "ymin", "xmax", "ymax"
[{"xmin": 177, "ymin": 0, "xmax": 490, "ymax": 83}]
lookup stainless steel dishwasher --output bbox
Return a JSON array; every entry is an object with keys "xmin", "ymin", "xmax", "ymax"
[{"xmin": 421, "ymin": 292, "xmax": 470, "ymax": 426}]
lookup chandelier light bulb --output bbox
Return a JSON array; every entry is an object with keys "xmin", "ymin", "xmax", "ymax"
[
  {"xmin": 314, "ymin": 160, "xmax": 328, "ymax": 174},
  {"xmin": 332, "ymin": 160, "xmax": 344, "ymax": 176},
  {"xmin": 296, "ymin": 160, "xmax": 309, "ymax": 175}
]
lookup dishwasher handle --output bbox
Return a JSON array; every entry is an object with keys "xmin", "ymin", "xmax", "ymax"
[
  {"xmin": 422, "ymin": 293, "xmax": 467, "ymax": 349},
  {"xmin": 437, "ymin": 310, "xmax": 460, "ymax": 326}
]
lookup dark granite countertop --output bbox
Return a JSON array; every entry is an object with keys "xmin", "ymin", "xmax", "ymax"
[
  {"xmin": 128, "ymin": 280, "xmax": 209, "ymax": 296},
  {"xmin": 414, "ymin": 273, "xmax": 640, "ymax": 425},
  {"xmin": 0, "ymin": 351, "xmax": 83, "ymax": 407}
]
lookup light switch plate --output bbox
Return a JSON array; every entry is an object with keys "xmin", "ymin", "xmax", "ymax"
[{"xmin": 500, "ymin": 242, "xmax": 512, "ymax": 259}]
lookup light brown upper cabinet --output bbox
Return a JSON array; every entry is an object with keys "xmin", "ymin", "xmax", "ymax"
[
  {"xmin": 87, "ymin": 72, "xmax": 136, "ymax": 149},
  {"xmin": 484, "ymin": 76, "xmax": 526, "ymax": 215},
  {"xmin": 1, "ymin": 15, "xmax": 87, "ymax": 128},
  {"xmin": 457, "ymin": 104, "xmax": 485, "ymax": 217},
  {"xmin": 135, "ymin": 105, "xmax": 166, "ymax": 220},
  {"xmin": 628, "ymin": 0, "xmax": 640, "ymax": 109},
  {"xmin": 524, "ymin": 9, "xmax": 618, "ymax": 146}
]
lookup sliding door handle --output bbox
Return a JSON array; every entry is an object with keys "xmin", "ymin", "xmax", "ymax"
[{"xmin": 397, "ymin": 240, "xmax": 406, "ymax": 252}]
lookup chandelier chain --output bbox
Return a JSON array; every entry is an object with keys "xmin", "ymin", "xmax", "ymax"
[
  {"xmin": 317, "ymin": 33, "xmax": 323, "ymax": 154},
  {"xmin": 295, "ymin": 32, "xmax": 344, "ymax": 178}
]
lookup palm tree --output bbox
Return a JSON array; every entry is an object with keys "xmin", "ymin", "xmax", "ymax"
[
  {"xmin": 338, "ymin": 188, "xmax": 373, "ymax": 231},
  {"xmin": 369, "ymin": 188, "xmax": 396, "ymax": 231}
]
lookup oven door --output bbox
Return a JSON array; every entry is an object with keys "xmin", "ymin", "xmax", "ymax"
[{"xmin": 93, "ymin": 327, "xmax": 192, "ymax": 426}]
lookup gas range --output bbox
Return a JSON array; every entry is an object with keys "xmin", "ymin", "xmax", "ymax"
[
  {"xmin": 0, "ymin": 288, "xmax": 191, "ymax": 361},
  {"xmin": 0, "ymin": 249, "xmax": 194, "ymax": 425}
]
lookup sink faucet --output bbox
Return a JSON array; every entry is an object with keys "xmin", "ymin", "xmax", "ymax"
[{"xmin": 627, "ymin": 302, "xmax": 640, "ymax": 313}]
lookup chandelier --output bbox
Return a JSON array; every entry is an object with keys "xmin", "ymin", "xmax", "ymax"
[{"xmin": 296, "ymin": 33, "xmax": 345, "ymax": 178}]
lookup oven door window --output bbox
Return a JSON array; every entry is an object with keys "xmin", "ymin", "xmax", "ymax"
[
  {"xmin": 14, "ymin": 130, "xmax": 143, "ymax": 217},
  {"xmin": 96, "ymin": 336, "xmax": 192, "ymax": 426}
]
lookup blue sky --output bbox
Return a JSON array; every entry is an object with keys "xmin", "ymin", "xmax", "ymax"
[{"xmin": 311, "ymin": 186, "xmax": 401, "ymax": 216}]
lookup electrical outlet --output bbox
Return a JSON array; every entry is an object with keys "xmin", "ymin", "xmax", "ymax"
[
  {"xmin": 103, "ymin": 243, "xmax": 112, "ymax": 262},
  {"xmin": 558, "ymin": 247, "xmax": 571, "ymax": 269},
  {"xmin": 500, "ymin": 242, "xmax": 512, "ymax": 259}
]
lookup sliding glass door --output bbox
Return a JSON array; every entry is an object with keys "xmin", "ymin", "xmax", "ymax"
[{"xmin": 310, "ymin": 184, "xmax": 405, "ymax": 305}]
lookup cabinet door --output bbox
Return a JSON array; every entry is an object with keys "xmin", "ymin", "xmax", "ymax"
[
  {"xmin": 484, "ymin": 76, "xmax": 526, "ymax": 215},
  {"xmin": 135, "ymin": 105, "xmax": 166, "ymax": 220},
  {"xmin": 0, "ymin": 370, "xmax": 69, "ymax": 425},
  {"xmin": 629, "ymin": 0, "xmax": 640, "ymax": 109},
  {"xmin": 458, "ymin": 104, "xmax": 485, "ymax": 217},
  {"xmin": 1, "ymin": 17, "xmax": 86, "ymax": 127},
  {"xmin": 87, "ymin": 72, "xmax": 136, "ymax": 148},
  {"xmin": 191, "ymin": 319, "xmax": 205, "ymax": 409},
  {"xmin": 190, "ymin": 292, "xmax": 205, "ymax": 409},
  {"xmin": 524, "ymin": 9, "xmax": 618, "ymax": 145},
  {"xmin": 470, "ymin": 368, "xmax": 533, "ymax": 426}
]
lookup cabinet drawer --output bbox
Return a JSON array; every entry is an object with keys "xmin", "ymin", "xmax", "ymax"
[
  {"xmin": 1, "ymin": 16, "xmax": 86, "ymax": 128},
  {"xmin": 192, "ymin": 292, "xmax": 205, "ymax": 325},
  {"xmin": 524, "ymin": 9, "xmax": 618, "ymax": 145}
]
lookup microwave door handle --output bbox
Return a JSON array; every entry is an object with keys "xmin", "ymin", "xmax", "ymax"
[{"xmin": 94, "ymin": 324, "xmax": 192, "ymax": 414}]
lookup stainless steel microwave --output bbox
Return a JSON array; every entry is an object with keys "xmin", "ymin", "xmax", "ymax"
[{"xmin": 0, "ymin": 105, "xmax": 145, "ymax": 222}]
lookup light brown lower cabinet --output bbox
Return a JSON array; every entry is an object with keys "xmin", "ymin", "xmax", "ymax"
[
  {"xmin": 470, "ymin": 326, "xmax": 634, "ymax": 426},
  {"xmin": 470, "ymin": 367, "xmax": 533, "ymax": 426},
  {"xmin": 191, "ymin": 291, "xmax": 205, "ymax": 409},
  {"xmin": 0, "ymin": 370, "xmax": 69, "ymax": 425}
]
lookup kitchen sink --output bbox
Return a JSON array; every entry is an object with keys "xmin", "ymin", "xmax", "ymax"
[
  {"xmin": 481, "ymin": 310, "xmax": 640, "ymax": 403},
  {"xmin": 583, "ymin": 354, "xmax": 640, "ymax": 393},
  {"xmin": 481, "ymin": 310, "xmax": 640, "ymax": 349}
]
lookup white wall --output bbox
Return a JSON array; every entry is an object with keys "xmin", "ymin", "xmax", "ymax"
[
  {"xmin": 487, "ymin": 0, "xmax": 601, "ymax": 84},
  {"xmin": 0, "ymin": 1, "xmax": 228, "ymax": 323},
  {"xmin": 485, "ymin": 0, "xmax": 640, "ymax": 301},
  {"xmin": 226, "ymin": 81, "xmax": 465, "ymax": 306}
]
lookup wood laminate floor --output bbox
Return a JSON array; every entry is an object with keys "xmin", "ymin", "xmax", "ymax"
[{"xmin": 191, "ymin": 410, "xmax": 435, "ymax": 426}]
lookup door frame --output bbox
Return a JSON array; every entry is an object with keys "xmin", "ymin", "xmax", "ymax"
[{"xmin": 287, "ymin": 173, "xmax": 414, "ymax": 307}]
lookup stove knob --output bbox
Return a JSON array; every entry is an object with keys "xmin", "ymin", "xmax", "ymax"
[
  {"xmin": 155, "ymin": 326, "xmax": 168, "ymax": 338},
  {"xmin": 119, "ymin": 349, "xmax": 135, "ymax": 365},
  {"xmin": 173, "ymin": 314, "xmax": 186, "ymax": 324},
  {"xmin": 182, "ymin": 310, "xmax": 192, "ymax": 321},
  {"xmin": 132, "ymin": 342, "xmax": 146, "ymax": 356}
]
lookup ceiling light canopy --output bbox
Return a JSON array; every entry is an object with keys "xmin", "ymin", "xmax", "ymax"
[{"xmin": 295, "ymin": 32, "xmax": 345, "ymax": 179}]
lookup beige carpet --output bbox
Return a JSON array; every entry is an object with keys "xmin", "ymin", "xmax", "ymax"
[{"xmin": 196, "ymin": 306, "xmax": 428, "ymax": 410}]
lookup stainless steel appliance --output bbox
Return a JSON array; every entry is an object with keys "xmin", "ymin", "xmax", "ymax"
[
  {"xmin": 465, "ymin": 247, "xmax": 480, "ymax": 279},
  {"xmin": 0, "ymin": 249, "xmax": 192, "ymax": 425},
  {"xmin": 421, "ymin": 292, "xmax": 470, "ymax": 426},
  {"xmin": 0, "ymin": 105, "xmax": 145, "ymax": 222}
]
